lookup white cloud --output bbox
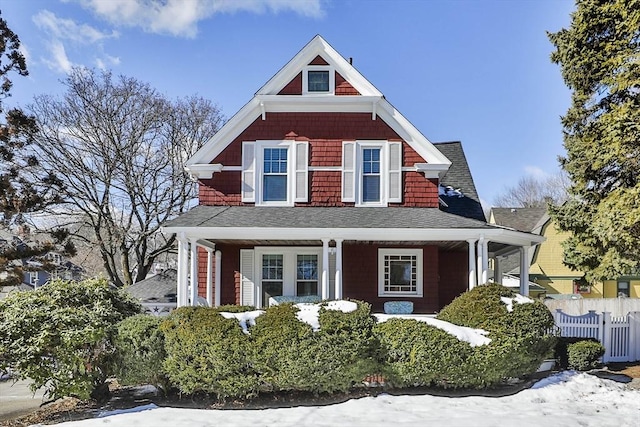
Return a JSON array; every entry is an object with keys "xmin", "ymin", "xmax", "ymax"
[
  {"xmin": 32, "ymin": 10, "xmax": 120, "ymax": 74},
  {"xmin": 33, "ymin": 10, "xmax": 119, "ymax": 44},
  {"xmin": 95, "ymin": 54, "xmax": 121, "ymax": 70},
  {"xmin": 523, "ymin": 165, "xmax": 548, "ymax": 179},
  {"xmin": 45, "ymin": 40, "xmax": 74, "ymax": 73},
  {"xmin": 71, "ymin": 0, "xmax": 325, "ymax": 38}
]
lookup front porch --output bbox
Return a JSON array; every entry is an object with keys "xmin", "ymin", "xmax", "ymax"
[{"xmin": 162, "ymin": 206, "xmax": 544, "ymax": 313}]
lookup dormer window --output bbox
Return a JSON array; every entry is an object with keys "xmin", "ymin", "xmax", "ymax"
[{"xmin": 303, "ymin": 66, "xmax": 335, "ymax": 95}]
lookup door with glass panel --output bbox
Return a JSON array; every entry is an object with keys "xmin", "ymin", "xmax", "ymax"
[{"xmin": 257, "ymin": 249, "xmax": 321, "ymax": 307}]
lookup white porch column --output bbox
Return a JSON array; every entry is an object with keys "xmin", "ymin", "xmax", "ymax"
[
  {"xmin": 321, "ymin": 238, "xmax": 330, "ymax": 300},
  {"xmin": 481, "ymin": 239, "xmax": 489, "ymax": 285},
  {"xmin": 467, "ymin": 239, "xmax": 477, "ymax": 290},
  {"xmin": 334, "ymin": 239, "xmax": 343, "ymax": 300},
  {"xmin": 215, "ymin": 250, "xmax": 222, "ymax": 307},
  {"xmin": 189, "ymin": 238, "xmax": 198, "ymax": 306},
  {"xmin": 176, "ymin": 235, "xmax": 189, "ymax": 307},
  {"xmin": 205, "ymin": 247, "xmax": 214, "ymax": 307},
  {"xmin": 476, "ymin": 236, "xmax": 484, "ymax": 287},
  {"xmin": 493, "ymin": 255, "xmax": 502, "ymax": 284},
  {"xmin": 519, "ymin": 246, "xmax": 530, "ymax": 296}
]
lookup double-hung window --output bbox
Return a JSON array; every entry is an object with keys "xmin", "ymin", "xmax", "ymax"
[
  {"xmin": 241, "ymin": 140, "xmax": 309, "ymax": 206},
  {"xmin": 342, "ymin": 141, "xmax": 402, "ymax": 206},
  {"xmin": 252, "ymin": 247, "xmax": 322, "ymax": 307},
  {"xmin": 362, "ymin": 148, "xmax": 381, "ymax": 203},
  {"xmin": 263, "ymin": 147, "xmax": 288, "ymax": 202},
  {"xmin": 378, "ymin": 248, "xmax": 423, "ymax": 297}
]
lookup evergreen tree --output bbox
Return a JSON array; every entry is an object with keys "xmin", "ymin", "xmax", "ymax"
[
  {"xmin": 548, "ymin": 0, "xmax": 640, "ymax": 281},
  {"xmin": 0, "ymin": 13, "xmax": 73, "ymax": 286}
]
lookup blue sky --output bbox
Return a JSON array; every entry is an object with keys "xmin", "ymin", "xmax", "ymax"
[{"xmin": 2, "ymin": 0, "xmax": 575, "ymax": 206}]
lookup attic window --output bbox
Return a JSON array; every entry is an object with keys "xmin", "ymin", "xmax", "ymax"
[
  {"xmin": 308, "ymin": 71, "xmax": 329, "ymax": 92},
  {"xmin": 303, "ymin": 66, "xmax": 335, "ymax": 95}
]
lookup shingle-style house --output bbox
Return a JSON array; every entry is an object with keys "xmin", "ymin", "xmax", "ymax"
[{"xmin": 162, "ymin": 36, "xmax": 544, "ymax": 314}]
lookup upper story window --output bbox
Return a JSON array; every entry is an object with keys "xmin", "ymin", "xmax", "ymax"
[
  {"xmin": 242, "ymin": 140, "xmax": 309, "ymax": 206},
  {"xmin": 263, "ymin": 147, "xmax": 288, "ymax": 202},
  {"xmin": 362, "ymin": 148, "xmax": 381, "ymax": 203},
  {"xmin": 342, "ymin": 141, "xmax": 402, "ymax": 206},
  {"xmin": 303, "ymin": 66, "xmax": 335, "ymax": 95}
]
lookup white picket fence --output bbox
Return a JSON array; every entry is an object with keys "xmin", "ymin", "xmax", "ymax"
[{"xmin": 553, "ymin": 309, "xmax": 640, "ymax": 362}]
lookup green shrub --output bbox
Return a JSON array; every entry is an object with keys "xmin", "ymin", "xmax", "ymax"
[
  {"xmin": 213, "ymin": 305, "xmax": 256, "ymax": 313},
  {"xmin": 437, "ymin": 282, "xmax": 514, "ymax": 330},
  {"xmin": 160, "ymin": 306, "xmax": 259, "ymax": 398},
  {"xmin": 112, "ymin": 315, "xmax": 167, "ymax": 390},
  {"xmin": 251, "ymin": 301, "xmax": 379, "ymax": 394},
  {"xmin": 0, "ymin": 278, "xmax": 141, "ymax": 400},
  {"xmin": 435, "ymin": 283, "xmax": 557, "ymax": 386},
  {"xmin": 374, "ymin": 318, "xmax": 474, "ymax": 388},
  {"xmin": 567, "ymin": 340, "xmax": 605, "ymax": 371}
]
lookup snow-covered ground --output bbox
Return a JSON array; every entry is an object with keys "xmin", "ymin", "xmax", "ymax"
[{"xmin": 36, "ymin": 371, "xmax": 640, "ymax": 427}]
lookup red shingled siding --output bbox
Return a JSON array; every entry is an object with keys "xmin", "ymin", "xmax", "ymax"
[
  {"xmin": 278, "ymin": 71, "xmax": 359, "ymax": 96},
  {"xmin": 197, "ymin": 243, "xmax": 451, "ymax": 312},
  {"xmin": 438, "ymin": 250, "xmax": 469, "ymax": 308},
  {"xmin": 309, "ymin": 55, "xmax": 329, "ymax": 65},
  {"xmin": 201, "ymin": 113, "xmax": 439, "ymax": 207},
  {"xmin": 342, "ymin": 244, "xmax": 440, "ymax": 314},
  {"xmin": 335, "ymin": 72, "xmax": 360, "ymax": 95},
  {"xmin": 278, "ymin": 72, "xmax": 302, "ymax": 95},
  {"xmin": 195, "ymin": 244, "xmax": 248, "ymax": 306}
]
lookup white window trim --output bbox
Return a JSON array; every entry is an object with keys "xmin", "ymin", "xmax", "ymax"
[
  {"xmin": 254, "ymin": 246, "xmax": 323, "ymax": 308},
  {"xmin": 378, "ymin": 248, "xmax": 423, "ymax": 298},
  {"xmin": 255, "ymin": 140, "xmax": 294, "ymax": 206},
  {"xmin": 302, "ymin": 65, "xmax": 335, "ymax": 95},
  {"xmin": 356, "ymin": 141, "xmax": 387, "ymax": 207}
]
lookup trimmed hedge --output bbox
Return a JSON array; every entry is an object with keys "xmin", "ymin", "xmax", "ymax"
[
  {"xmin": 374, "ymin": 318, "xmax": 474, "ymax": 387},
  {"xmin": 434, "ymin": 283, "xmax": 557, "ymax": 387},
  {"xmin": 250, "ymin": 301, "xmax": 379, "ymax": 394},
  {"xmin": 567, "ymin": 340, "xmax": 605, "ymax": 371},
  {"xmin": 112, "ymin": 314, "xmax": 167, "ymax": 390},
  {"xmin": 160, "ymin": 306, "xmax": 260, "ymax": 398}
]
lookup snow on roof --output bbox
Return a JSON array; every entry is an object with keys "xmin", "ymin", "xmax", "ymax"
[
  {"xmin": 373, "ymin": 314, "xmax": 491, "ymax": 347},
  {"xmin": 438, "ymin": 184, "xmax": 464, "ymax": 198}
]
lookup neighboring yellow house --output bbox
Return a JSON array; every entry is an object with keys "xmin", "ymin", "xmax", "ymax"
[{"xmin": 490, "ymin": 208, "xmax": 640, "ymax": 299}]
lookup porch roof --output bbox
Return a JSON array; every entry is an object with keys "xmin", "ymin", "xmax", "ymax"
[{"xmin": 162, "ymin": 206, "xmax": 544, "ymax": 248}]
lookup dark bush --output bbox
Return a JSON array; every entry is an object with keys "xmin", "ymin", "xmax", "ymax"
[
  {"xmin": 0, "ymin": 278, "xmax": 141, "ymax": 400},
  {"xmin": 567, "ymin": 340, "xmax": 605, "ymax": 371},
  {"xmin": 554, "ymin": 337, "xmax": 599, "ymax": 369},
  {"xmin": 437, "ymin": 282, "xmax": 514, "ymax": 330},
  {"xmin": 251, "ymin": 301, "xmax": 379, "ymax": 394},
  {"xmin": 112, "ymin": 314, "xmax": 167, "ymax": 390},
  {"xmin": 435, "ymin": 283, "xmax": 557, "ymax": 386},
  {"xmin": 160, "ymin": 306, "xmax": 259, "ymax": 398},
  {"xmin": 374, "ymin": 318, "xmax": 474, "ymax": 388}
]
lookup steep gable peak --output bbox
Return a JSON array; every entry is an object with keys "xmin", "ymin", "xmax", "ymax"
[{"xmin": 256, "ymin": 35, "xmax": 382, "ymax": 97}]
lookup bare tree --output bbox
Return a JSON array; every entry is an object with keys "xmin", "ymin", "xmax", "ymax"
[
  {"xmin": 493, "ymin": 172, "xmax": 569, "ymax": 208},
  {"xmin": 30, "ymin": 69, "xmax": 223, "ymax": 286}
]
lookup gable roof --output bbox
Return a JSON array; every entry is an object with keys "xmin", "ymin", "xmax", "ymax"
[
  {"xmin": 127, "ymin": 269, "xmax": 177, "ymax": 303},
  {"xmin": 186, "ymin": 35, "xmax": 451, "ymax": 175},
  {"xmin": 434, "ymin": 141, "xmax": 486, "ymax": 222},
  {"xmin": 491, "ymin": 207, "xmax": 548, "ymax": 232}
]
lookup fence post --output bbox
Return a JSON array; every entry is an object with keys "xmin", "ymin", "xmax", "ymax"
[
  {"xmin": 630, "ymin": 312, "xmax": 639, "ymax": 362},
  {"xmin": 602, "ymin": 312, "xmax": 611, "ymax": 363}
]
